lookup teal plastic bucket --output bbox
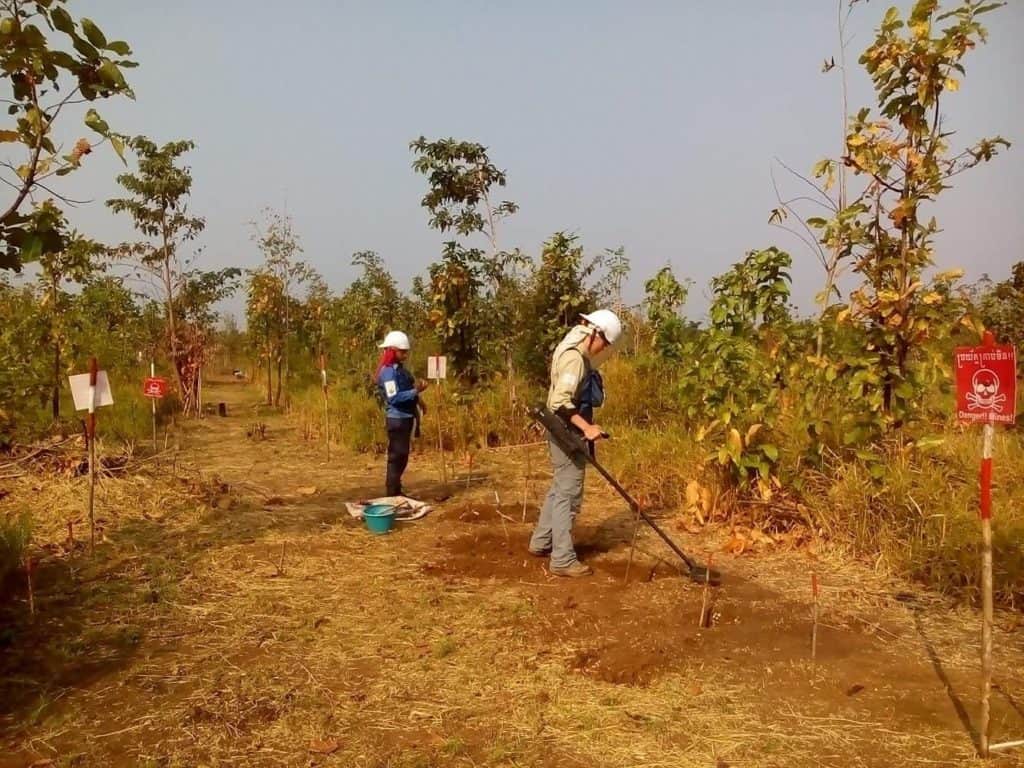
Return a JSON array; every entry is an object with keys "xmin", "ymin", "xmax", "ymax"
[{"xmin": 363, "ymin": 503, "xmax": 397, "ymax": 535}]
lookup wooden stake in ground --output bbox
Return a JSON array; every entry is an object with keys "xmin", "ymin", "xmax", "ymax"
[
  {"xmin": 699, "ymin": 554, "xmax": 714, "ymax": 628},
  {"xmin": 493, "ymin": 490, "xmax": 510, "ymax": 543},
  {"xmin": 811, "ymin": 571, "xmax": 820, "ymax": 663},
  {"xmin": 624, "ymin": 511, "xmax": 642, "ymax": 585},
  {"xmin": 25, "ymin": 555, "xmax": 34, "ymax": 618},
  {"xmin": 980, "ymin": 421, "xmax": 994, "ymax": 758},
  {"xmin": 67, "ymin": 521, "xmax": 74, "ymax": 561},
  {"xmin": 436, "ymin": 378, "xmax": 448, "ymax": 485},
  {"xmin": 87, "ymin": 356, "xmax": 98, "ymax": 553},
  {"xmin": 320, "ymin": 353, "xmax": 330, "ymax": 462}
]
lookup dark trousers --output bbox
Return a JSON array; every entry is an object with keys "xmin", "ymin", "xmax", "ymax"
[{"xmin": 385, "ymin": 417, "xmax": 414, "ymax": 497}]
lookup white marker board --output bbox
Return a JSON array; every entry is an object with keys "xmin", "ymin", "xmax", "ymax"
[
  {"xmin": 69, "ymin": 371, "xmax": 114, "ymax": 411},
  {"xmin": 427, "ymin": 355, "xmax": 447, "ymax": 380}
]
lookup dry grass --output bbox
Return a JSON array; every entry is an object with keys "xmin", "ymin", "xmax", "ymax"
[{"xmin": 2, "ymin": 380, "xmax": 1023, "ymax": 767}]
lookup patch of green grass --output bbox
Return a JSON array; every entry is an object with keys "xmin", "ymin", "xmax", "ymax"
[{"xmin": 433, "ymin": 637, "xmax": 457, "ymax": 659}]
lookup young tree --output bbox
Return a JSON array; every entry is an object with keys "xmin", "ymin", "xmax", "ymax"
[
  {"xmin": 251, "ymin": 209, "xmax": 308, "ymax": 407},
  {"xmin": 811, "ymin": 0, "xmax": 1009, "ymax": 428},
  {"xmin": 426, "ymin": 241, "xmax": 486, "ymax": 382},
  {"xmin": 20, "ymin": 202, "xmax": 102, "ymax": 419},
  {"xmin": 245, "ymin": 267, "xmax": 285, "ymax": 405},
  {"xmin": 521, "ymin": 232, "xmax": 611, "ymax": 383},
  {"xmin": 679, "ymin": 248, "xmax": 793, "ymax": 492},
  {"xmin": 0, "ymin": 0, "xmax": 135, "ymax": 270},
  {"xmin": 107, "ymin": 137, "xmax": 208, "ymax": 411},
  {"xmin": 411, "ymin": 137, "xmax": 524, "ymax": 384},
  {"xmin": 643, "ymin": 265, "xmax": 691, "ymax": 357}
]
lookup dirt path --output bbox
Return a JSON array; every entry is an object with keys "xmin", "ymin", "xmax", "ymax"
[{"xmin": 2, "ymin": 379, "xmax": 1023, "ymax": 767}]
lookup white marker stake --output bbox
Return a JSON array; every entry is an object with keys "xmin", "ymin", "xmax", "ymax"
[
  {"xmin": 320, "ymin": 354, "xmax": 329, "ymax": 462},
  {"xmin": 87, "ymin": 357, "xmax": 98, "ymax": 552}
]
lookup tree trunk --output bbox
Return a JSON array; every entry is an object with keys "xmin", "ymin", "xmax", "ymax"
[
  {"xmin": 159, "ymin": 211, "xmax": 187, "ymax": 409},
  {"xmin": 274, "ymin": 355, "xmax": 283, "ymax": 407},
  {"xmin": 266, "ymin": 344, "xmax": 273, "ymax": 406},
  {"xmin": 50, "ymin": 277, "xmax": 60, "ymax": 420}
]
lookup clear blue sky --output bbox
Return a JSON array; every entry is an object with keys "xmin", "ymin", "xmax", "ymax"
[{"xmin": 61, "ymin": 0, "xmax": 1023, "ymax": 319}]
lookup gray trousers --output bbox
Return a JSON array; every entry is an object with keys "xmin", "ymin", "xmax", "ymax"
[{"xmin": 529, "ymin": 436, "xmax": 586, "ymax": 568}]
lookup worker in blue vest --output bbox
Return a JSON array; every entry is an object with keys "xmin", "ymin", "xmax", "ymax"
[
  {"xmin": 375, "ymin": 331, "xmax": 427, "ymax": 497},
  {"xmin": 529, "ymin": 310, "xmax": 622, "ymax": 577}
]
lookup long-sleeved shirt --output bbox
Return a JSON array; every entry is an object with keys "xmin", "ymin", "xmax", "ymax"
[
  {"xmin": 546, "ymin": 327, "xmax": 592, "ymax": 416},
  {"xmin": 377, "ymin": 363, "xmax": 418, "ymax": 419}
]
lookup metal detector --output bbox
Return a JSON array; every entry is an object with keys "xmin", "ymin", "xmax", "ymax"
[{"xmin": 529, "ymin": 405, "xmax": 722, "ymax": 586}]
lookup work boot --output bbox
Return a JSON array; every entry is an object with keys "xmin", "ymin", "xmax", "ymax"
[{"xmin": 550, "ymin": 561, "xmax": 593, "ymax": 578}]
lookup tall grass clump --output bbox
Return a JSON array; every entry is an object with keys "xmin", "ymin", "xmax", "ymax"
[{"xmin": 0, "ymin": 511, "xmax": 31, "ymax": 585}]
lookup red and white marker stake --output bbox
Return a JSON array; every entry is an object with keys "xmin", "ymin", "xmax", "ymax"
[
  {"xmin": 955, "ymin": 330, "xmax": 1019, "ymax": 758},
  {"xmin": 981, "ymin": 420, "xmax": 994, "ymax": 758}
]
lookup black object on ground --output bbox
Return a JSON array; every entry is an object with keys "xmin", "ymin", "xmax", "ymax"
[{"xmin": 529, "ymin": 405, "xmax": 722, "ymax": 586}]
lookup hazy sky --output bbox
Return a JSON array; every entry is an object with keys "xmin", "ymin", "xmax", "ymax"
[{"xmin": 56, "ymin": 0, "xmax": 1024, "ymax": 319}]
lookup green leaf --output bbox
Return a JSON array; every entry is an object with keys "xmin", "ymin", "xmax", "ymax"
[
  {"xmin": 97, "ymin": 60, "xmax": 127, "ymax": 90},
  {"xmin": 84, "ymin": 108, "xmax": 109, "ymax": 136},
  {"xmin": 105, "ymin": 40, "xmax": 131, "ymax": 55},
  {"xmin": 110, "ymin": 134, "xmax": 126, "ymax": 164},
  {"xmin": 50, "ymin": 6, "xmax": 75, "ymax": 34},
  {"xmin": 760, "ymin": 444, "xmax": 779, "ymax": 462},
  {"xmin": 80, "ymin": 18, "xmax": 107, "ymax": 49},
  {"xmin": 20, "ymin": 234, "xmax": 42, "ymax": 264}
]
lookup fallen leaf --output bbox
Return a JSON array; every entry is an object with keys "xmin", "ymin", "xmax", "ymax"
[
  {"xmin": 296, "ymin": 486, "xmax": 318, "ymax": 496},
  {"xmin": 309, "ymin": 738, "xmax": 340, "ymax": 755},
  {"xmin": 846, "ymin": 684, "xmax": 865, "ymax": 697}
]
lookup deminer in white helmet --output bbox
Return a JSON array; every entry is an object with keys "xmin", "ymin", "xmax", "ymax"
[
  {"xmin": 529, "ymin": 309, "xmax": 623, "ymax": 577},
  {"xmin": 375, "ymin": 330, "xmax": 428, "ymax": 497}
]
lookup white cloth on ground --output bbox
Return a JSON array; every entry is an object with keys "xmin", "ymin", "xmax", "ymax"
[{"xmin": 344, "ymin": 495, "xmax": 432, "ymax": 522}]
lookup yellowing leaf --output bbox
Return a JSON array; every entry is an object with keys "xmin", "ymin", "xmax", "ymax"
[
  {"xmin": 944, "ymin": 77, "xmax": 960, "ymax": 92},
  {"xmin": 685, "ymin": 480, "xmax": 701, "ymax": 509},
  {"xmin": 727, "ymin": 428, "xmax": 742, "ymax": 455},
  {"xmin": 745, "ymin": 423, "xmax": 762, "ymax": 444}
]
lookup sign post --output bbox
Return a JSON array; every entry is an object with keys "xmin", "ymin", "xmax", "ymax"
[
  {"xmin": 144, "ymin": 362, "xmax": 165, "ymax": 450},
  {"xmin": 955, "ymin": 331, "xmax": 1017, "ymax": 758},
  {"xmin": 428, "ymin": 355, "xmax": 448, "ymax": 484},
  {"xmin": 70, "ymin": 358, "xmax": 114, "ymax": 552}
]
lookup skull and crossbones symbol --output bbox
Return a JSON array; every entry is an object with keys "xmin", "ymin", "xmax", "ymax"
[{"xmin": 967, "ymin": 369, "xmax": 1007, "ymax": 412}]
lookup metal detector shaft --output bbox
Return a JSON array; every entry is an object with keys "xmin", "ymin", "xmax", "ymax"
[{"xmin": 529, "ymin": 405, "xmax": 720, "ymax": 585}]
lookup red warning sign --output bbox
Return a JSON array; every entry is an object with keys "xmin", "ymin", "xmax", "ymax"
[
  {"xmin": 143, "ymin": 376, "xmax": 168, "ymax": 399},
  {"xmin": 955, "ymin": 340, "xmax": 1016, "ymax": 425}
]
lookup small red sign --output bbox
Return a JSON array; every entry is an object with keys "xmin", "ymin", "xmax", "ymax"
[
  {"xmin": 955, "ymin": 340, "xmax": 1016, "ymax": 425},
  {"xmin": 143, "ymin": 376, "xmax": 168, "ymax": 399}
]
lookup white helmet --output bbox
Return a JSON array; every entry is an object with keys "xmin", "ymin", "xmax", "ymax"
[
  {"xmin": 580, "ymin": 309, "xmax": 623, "ymax": 345},
  {"xmin": 378, "ymin": 330, "xmax": 411, "ymax": 350}
]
